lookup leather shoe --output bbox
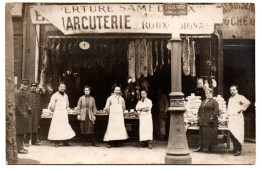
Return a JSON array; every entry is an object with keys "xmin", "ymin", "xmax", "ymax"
[
  {"xmin": 83, "ymin": 143, "xmax": 86, "ymax": 147},
  {"xmin": 107, "ymin": 144, "xmax": 112, "ymax": 148},
  {"xmin": 234, "ymin": 151, "xmax": 241, "ymax": 156},
  {"xmin": 18, "ymin": 149, "xmax": 28, "ymax": 154},
  {"xmin": 194, "ymin": 146, "xmax": 203, "ymax": 152},
  {"xmin": 148, "ymin": 143, "xmax": 153, "ymax": 149},
  {"xmin": 92, "ymin": 143, "xmax": 99, "ymax": 147},
  {"xmin": 24, "ymin": 143, "xmax": 29, "ymax": 147},
  {"xmin": 54, "ymin": 142, "xmax": 59, "ymax": 148},
  {"xmin": 32, "ymin": 142, "xmax": 40, "ymax": 146},
  {"xmin": 63, "ymin": 142, "xmax": 72, "ymax": 146},
  {"xmin": 139, "ymin": 142, "xmax": 144, "ymax": 147}
]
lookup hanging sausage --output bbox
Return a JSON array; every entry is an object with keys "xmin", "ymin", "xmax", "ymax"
[
  {"xmin": 182, "ymin": 37, "xmax": 190, "ymax": 76},
  {"xmin": 128, "ymin": 41, "xmax": 136, "ymax": 83},
  {"xmin": 50, "ymin": 38, "xmax": 56, "ymax": 65},
  {"xmin": 68, "ymin": 37, "xmax": 74, "ymax": 56},
  {"xmin": 167, "ymin": 47, "xmax": 171, "ymax": 65},
  {"xmin": 56, "ymin": 36, "xmax": 63, "ymax": 64},
  {"xmin": 160, "ymin": 39, "xmax": 165, "ymax": 69},
  {"xmin": 147, "ymin": 40, "xmax": 153, "ymax": 76},
  {"xmin": 154, "ymin": 40, "xmax": 159, "ymax": 72},
  {"xmin": 189, "ymin": 40, "xmax": 196, "ymax": 77},
  {"xmin": 140, "ymin": 39, "xmax": 148, "ymax": 77},
  {"xmin": 135, "ymin": 39, "xmax": 141, "ymax": 80}
]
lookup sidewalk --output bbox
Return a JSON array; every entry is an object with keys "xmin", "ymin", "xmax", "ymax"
[{"xmin": 17, "ymin": 140, "xmax": 255, "ymax": 164}]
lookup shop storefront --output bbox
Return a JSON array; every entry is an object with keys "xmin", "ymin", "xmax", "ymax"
[
  {"xmin": 16, "ymin": 3, "xmax": 228, "ymax": 142},
  {"xmin": 222, "ymin": 3, "xmax": 255, "ymax": 140}
]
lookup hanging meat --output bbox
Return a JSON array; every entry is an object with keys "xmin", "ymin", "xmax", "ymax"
[
  {"xmin": 167, "ymin": 47, "xmax": 171, "ymax": 65},
  {"xmin": 141, "ymin": 79, "xmax": 149, "ymax": 92},
  {"xmin": 39, "ymin": 46, "xmax": 51, "ymax": 94},
  {"xmin": 128, "ymin": 41, "xmax": 136, "ymax": 83},
  {"xmin": 140, "ymin": 39, "xmax": 148, "ymax": 77},
  {"xmin": 56, "ymin": 36, "xmax": 63, "ymax": 64},
  {"xmin": 50, "ymin": 38, "xmax": 56, "ymax": 65},
  {"xmin": 135, "ymin": 39, "xmax": 141, "ymax": 80},
  {"xmin": 147, "ymin": 40, "xmax": 153, "ymax": 76},
  {"xmin": 154, "ymin": 40, "xmax": 159, "ymax": 72},
  {"xmin": 182, "ymin": 37, "xmax": 190, "ymax": 76},
  {"xmin": 189, "ymin": 40, "xmax": 196, "ymax": 77},
  {"xmin": 62, "ymin": 37, "xmax": 68, "ymax": 56},
  {"xmin": 68, "ymin": 37, "xmax": 74, "ymax": 55},
  {"xmin": 72, "ymin": 36, "xmax": 80, "ymax": 67},
  {"xmin": 160, "ymin": 40, "xmax": 165, "ymax": 69}
]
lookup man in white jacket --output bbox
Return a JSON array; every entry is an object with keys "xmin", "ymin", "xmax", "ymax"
[
  {"xmin": 48, "ymin": 82, "xmax": 75, "ymax": 147},
  {"xmin": 227, "ymin": 85, "xmax": 250, "ymax": 156},
  {"xmin": 103, "ymin": 86, "xmax": 128, "ymax": 148}
]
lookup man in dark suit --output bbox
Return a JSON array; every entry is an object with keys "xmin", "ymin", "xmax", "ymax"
[
  {"xmin": 15, "ymin": 80, "xmax": 31, "ymax": 154},
  {"xmin": 24, "ymin": 82, "xmax": 43, "ymax": 147}
]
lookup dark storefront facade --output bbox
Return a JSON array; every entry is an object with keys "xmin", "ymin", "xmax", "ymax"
[
  {"xmin": 222, "ymin": 3, "xmax": 255, "ymax": 140},
  {"xmin": 11, "ymin": 3, "xmax": 255, "ymax": 142}
]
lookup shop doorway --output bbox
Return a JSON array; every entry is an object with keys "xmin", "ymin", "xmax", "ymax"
[{"xmin": 223, "ymin": 40, "xmax": 255, "ymax": 139}]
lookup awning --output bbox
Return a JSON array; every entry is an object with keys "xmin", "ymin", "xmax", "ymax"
[{"xmin": 30, "ymin": 4, "xmax": 223, "ymax": 35}]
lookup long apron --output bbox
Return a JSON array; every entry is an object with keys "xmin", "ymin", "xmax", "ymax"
[
  {"xmin": 48, "ymin": 100, "xmax": 75, "ymax": 140},
  {"xmin": 103, "ymin": 104, "xmax": 128, "ymax": 141},
  {"xmin": 228, "ymin": 113, "xmax": 244, "ymax": 144},
  {"xmin": 139, "ymin": 112, "xmax": 153, "ymax": 141}
]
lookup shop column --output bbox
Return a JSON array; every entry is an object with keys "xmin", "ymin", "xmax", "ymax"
[{"xmin": 165, "ymin": 15, "xmax": 191, "ymax": 164}]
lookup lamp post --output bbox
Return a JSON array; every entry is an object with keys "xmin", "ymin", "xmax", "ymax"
[{"xmin": 164, "ymin": 15, "xmax": 192, "ymax": 164}]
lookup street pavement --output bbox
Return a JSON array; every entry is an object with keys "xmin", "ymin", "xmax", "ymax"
[{"xmin": 17, "ymin": 140, "xmax": 255, "ymax": 165}]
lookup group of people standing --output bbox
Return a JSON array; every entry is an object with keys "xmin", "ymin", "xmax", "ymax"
[
  {"xmin": 194, "ymin": 86, "xmax": 250, "ymax": 156},
  {"xmin": 15, "ymin": 79, "xmax": 251, "ymax": 157},
  {"xmin": 15, "ymin": 80, "xmax": 42, "ymax": 154},
  {"xmin": 47, "ymin": 83, "xmax": 154, "ymax": 149}
]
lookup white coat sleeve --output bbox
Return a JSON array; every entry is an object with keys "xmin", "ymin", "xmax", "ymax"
[
  {"xmin": 240, "ymin": 95, "xmax": 251, "ymax": 111},
  {"xmin": 146, "ymin": 100, "xmax": 153, "ymax": 111},
  {"xmin": 136, "ymin": 101, "xmax": 142, "ymax": 111},
  {"xmin": 104, "ymin": 97, "xmax": 111, "ymax": 113},
  {"xmin": 48, "ymin": 94, "xmax": 56, "ymax": 112}
]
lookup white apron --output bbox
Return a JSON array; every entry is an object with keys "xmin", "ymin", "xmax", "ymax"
[
  {"xmin": 228, "ymin": 114, "xmax": 244, "ymax": 144},
  {"xmin": 227, "ymin": 94, "xmax": 250, "ymax": 144},
  {"xmin": 139, "ymin": 112, "xmax": 153, "ymax": 141},
  {"xmin": 48, "ymin": 94, "xmax": 75, "ymax": 140},
  {"xmin": 103, "ymin": 104, "xmax": 128, "ymax": 141}
]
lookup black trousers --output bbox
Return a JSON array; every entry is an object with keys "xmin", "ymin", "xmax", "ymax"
[
  {"xmin": 16, "ymin": 134, "xmax": 25, "ymax": 150},
  {"xmin": 24, "ymin": 132, "xmax": 37, "ymax": 144},
  {"xmin": 230, "ymin": 132, "xmax": 242, "ymax": 152}
]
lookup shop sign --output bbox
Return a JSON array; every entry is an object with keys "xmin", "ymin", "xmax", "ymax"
[
  {"xmin": 222, "ymin": 3, "xmax": 255, "ymax": 39},
  {"xmin": 30, "ymin": 4, "xmax": 222, "ymax": 35},
  {"xmin": 163, "ymin": 3, "xmax": 187, "ymax": 16}
]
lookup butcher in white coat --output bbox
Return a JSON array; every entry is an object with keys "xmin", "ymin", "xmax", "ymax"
[
  {"xmin": 227, "ymin": 85, "xmax": 250, "ymax": 156},
  {"xmin": 103, "ymin": 86, "xmax": 128, "ymax": 148},
  {"xmin": 48, "ymin": 82, "xmax": 75, "ymax": 147},
  {"xmin": 136, "ymin": 90, "xmax": 153, "ymax": 149}
]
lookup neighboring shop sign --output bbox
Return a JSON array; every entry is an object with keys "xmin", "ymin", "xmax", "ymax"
[
  {"xmin": 163, "ymin": 3, "xmax": 188, "ymax": 16},
  {"xmin": 30, "ymin": 4, "xmax": 222, "ymax": 35},
  {"xmin": 222, "ymin": 3, "xmax": 255, "ymax": 39}
]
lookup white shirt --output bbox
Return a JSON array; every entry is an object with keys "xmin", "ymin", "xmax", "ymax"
[
  {"xmin": 227, "ymin": 94, "xmax": 250, "ymax": 116},
  {"xmin": 136, "ymin": 98, "xmax": 153, "ymax": 115}
]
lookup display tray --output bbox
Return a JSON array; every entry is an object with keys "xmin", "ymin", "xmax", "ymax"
[{"xmin": 41, "ymin": 111, "xmax": 139, "ymax": 119}]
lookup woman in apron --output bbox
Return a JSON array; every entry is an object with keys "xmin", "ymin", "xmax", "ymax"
[
  {"xmin": 76, "ymin": 86, "xmax": 98, "ymax": 147},
  {"xmin": 103, "ymin": 86, "xmax": 128, "ymax": 148},
  {"xmin": 136, "ymin": 90, "xmax": 153, "ymax": 149}
]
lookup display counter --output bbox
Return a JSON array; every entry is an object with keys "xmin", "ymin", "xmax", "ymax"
[{"xmin": 39, "ymin": 109, "xmax": 139, "ymax": 141}]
